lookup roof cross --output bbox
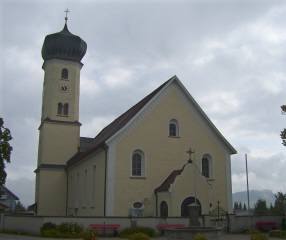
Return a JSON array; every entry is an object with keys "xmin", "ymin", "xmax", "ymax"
[
  {"xmin": 187, "ymin": 148, "xmax": 195, "ymax": 163},
  {"xmin": 64, "ymin": 8, "xmax": 70, "ymax": 23}
]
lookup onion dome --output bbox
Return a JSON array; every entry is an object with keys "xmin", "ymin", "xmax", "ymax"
[{"xmin": 42, "ymin": 24, "xmax": 87, "ymax": 62}]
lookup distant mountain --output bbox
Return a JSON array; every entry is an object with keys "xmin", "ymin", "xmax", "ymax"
[{"xmin": 232, "ymin": 189, "xmax": 276, "ymax": 209}]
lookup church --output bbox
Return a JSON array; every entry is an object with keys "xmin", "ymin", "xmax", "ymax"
[{"xmin": 34, "ymin": 19, "xmax": 237, "ymax": 217}]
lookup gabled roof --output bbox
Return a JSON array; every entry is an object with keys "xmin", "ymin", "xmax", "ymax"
[
  {"xmin": 0, "ymin": 202, "xmax": 9, "ymax": 209},
  {"xmin": 154, "ymin": 169, "xmax": 183, "ymax": 192},
  {"xmin": 67, "ymin": 75, "xmax": 236, "ymax": 167},
  {"xmin": 66, "ymin": 76, "xmax": 173, "ymax": 167},
  {"xmin": 0, "ymin": 185, "xmax": 19, "ymax": 200},
  {"xmin": 79, "ymin": 137, "xmax": 94, "ymax": 152}
]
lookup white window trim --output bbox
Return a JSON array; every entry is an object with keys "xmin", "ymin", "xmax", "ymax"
[
  {"xmin": 201, "ymin": 153, "xmax": 214, "ymax": 180},
  {"xmin": 168, "ymin": 119, "xmax": 180, "ymax": 137},
  {"xmin": 130, "ymin": 149, "xmax": 146, "ymax": 178}
]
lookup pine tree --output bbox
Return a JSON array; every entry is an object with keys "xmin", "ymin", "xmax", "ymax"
[
  {"xmin": 239, "ymin": 202, "xmax": 242, "ymax": 209},
  {"xmin": 243, "ymin": 203, "xmax": 247, "ymax": 211},
  {"xmin": 272, "ymin": 191, "xmax": 286, "ymax": 214},
  {"xmin": 234, "ymin": 202, "xmax": 238, "ymax": 209},
  {"xmin": 14, "ymin": 201, "xmax": 26, "ymax": 213},
  {"xmin": 254, "ymin": 198, "xmax": 268, "ymax": 215}
]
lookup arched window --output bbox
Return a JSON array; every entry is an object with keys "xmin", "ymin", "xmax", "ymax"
[
  {"xmin": 61, "ymin": 68, "xmax": 68, "ymax": 79},
  {"xmin": 83, "ymin": 169, "xmax": 87, "ymax": 208},
  {"xmin": 91, "ymin": 165, "xmax": 96, "ymax": 207},
  {"xmin": 181, "ymin": 197, "xmax": 201, "ymax": 216},
  {"xmin": 202, "ymin": 154, "xmax": 213, "ymax": 179},
  {"xmin": 132, "ymin": 153, "xmax": 142, "ymax": 176},
  {"xmin": 169, "ymin": 119, "xmax": 179, "ymax": 137},
  {"xmin": 75, "ymin": 173, "xmax": 79, "ymax": 209},
  {"xmin": 202, "ymin": 158, "xmax": 209, "ymax": 178},
  {"xmin": 131, "ymin": 150, "xmax": 145, "ymax": 177},
  {"xmin": 57, "ymin": 103, "xmax": 63, "ymax": 115},
  {"xmin": 160, "ymin": 201, "xmax": 168, "ymax": 217},
  {"xmin": 63, "ymin": 103, "xmax": 69, "ymax": 116},
  {"xmin": 57, "ymin": 103, "xmax": 69, "ymax": 116},
  {"xmin": 68, "ymin": 175, "xmax": 73, "ymax": 208}
]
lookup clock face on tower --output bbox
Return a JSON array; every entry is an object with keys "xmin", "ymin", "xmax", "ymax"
[{"xmin": 59, "ymin": 83, "xmax": 69, "ymax": 93}]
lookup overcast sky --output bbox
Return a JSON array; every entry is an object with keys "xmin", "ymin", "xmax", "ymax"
[{"xmin": 1, "ymin": 0, "xmax": 286, "ymax": 208}]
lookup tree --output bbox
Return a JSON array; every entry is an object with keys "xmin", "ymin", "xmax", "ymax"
[
  {"xmin": 243, "ymin": 203, "xmax": 247, "ymax": 211},
  {"xmin": 254, "ymin": 198, "xmax": 269, "ymax": 215},
  {"xmin": 271, "ymin": 191, "xmax": 286, "ymax": 214},
  {"xmin": 234, "ymin": 202, "xmax": 239, "ymax": 209},
  {"xmin": 0, "ymin": 118, "xmax": 13, "ymax": 186},
  {"xmin": 280, "ymin": 105, "xmax": 286, "ymax": 146},
  {"xmin": 14, "ymin": 201, "xmax": 26, "ymax": 213}
]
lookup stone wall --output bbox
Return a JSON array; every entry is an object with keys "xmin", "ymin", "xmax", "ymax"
[
  {"xmin": 228, "ymin": 214, "xmax": 284, "ymax": 233},
  {"xmin": 0, "ymin": 213, "xmax": 284, "ymax": 236},
  {"xmin": 0, "ymin": 214, "xmax": 189, "ymax": 236}
]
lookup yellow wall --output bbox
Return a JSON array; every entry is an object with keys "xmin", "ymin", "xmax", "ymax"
[
  {"xmin": 36, "ymin": 169, "xmax": 67, "ymax": 216},
  {"xmin": 67, "ymin": 149, "xmax": 106, "ymax": 216},
  {"xmin": 36, "ymin": 58, "xmax": 83, "ymax": 215},
  {"xmin": 37, "ymin": 123, "xmax": 80, "ymax": 166},
  {"xmin": 41, "ymin": 59, "xmax": 82, "ymax": 122},
  {"xmin": 113, "ymin": 88, "xmax": 228, "ymax": 216}
]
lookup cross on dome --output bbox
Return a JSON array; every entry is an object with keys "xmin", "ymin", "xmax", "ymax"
[{"xmin": 64, "ymin": 8, "xmax": 70, "ymax": 23}]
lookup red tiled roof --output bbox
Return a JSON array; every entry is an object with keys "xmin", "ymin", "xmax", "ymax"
[{"xmin": 154, "ymin": 169, "xmax": 183, "ymax": 192}]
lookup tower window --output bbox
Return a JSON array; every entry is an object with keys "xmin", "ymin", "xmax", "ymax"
[
  {"xmin": 61, "ymin": 68, "xmax": 68, "ymax": 79},
  {"xmin": 57, "ymin": 102, "xmax": 69, "ymax": 116},
  {"xmin": 57, "ymin": 103, "xmax": 63, "ymax": 115},
  {"xmin": 63, "ymin": 103, "xmax": 69, "ymax": 115}
]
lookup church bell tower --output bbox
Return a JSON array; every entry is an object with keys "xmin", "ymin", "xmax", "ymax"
[{"xmin": 35, "ymin": 14, "xmax": 87, "ymax": 215}]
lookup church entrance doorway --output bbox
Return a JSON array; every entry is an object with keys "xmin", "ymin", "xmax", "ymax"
[
  {"xmin": 181, "ymin": 197, "xmax": 201, "ymax": 216},
  {"xmin": 160, "ymin": 201, "xmax": 168, "ymax": 217}
]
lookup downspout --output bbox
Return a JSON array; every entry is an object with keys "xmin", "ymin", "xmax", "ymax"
[
  {"xmin": 155, "ymin": 191, "xmax": 158, "ymax": 217},
  {"xmin": 102, "ymin": 144, "xmax": 108, "ymax": 217},
  {"xmin": 66, "ymin": 169, "xmax": 69, "ymax": 216}
]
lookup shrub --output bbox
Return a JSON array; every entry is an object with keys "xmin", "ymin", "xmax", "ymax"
[
  {"xmin": 40, "ymin": 221, "xmax": 84, "ymax": 238},
  {"xmin": 128, "ymin": 233, "xmax": 150, "ymax": 240},
  {"xmin": 269, "ymin": 230, "xmax": 286, "ymax": 237},
  {"xmin": 40, "ymin": 229, "xmax": 59, "ymax": 238},
  {"xmin": 282, "ymin": 217, "xmax": 286, "ymax": 229},
  {"xmin": 81, "ymin": 227, "xmax": 98, "ymax": 240},
  {"xmin": 250, "ymin": 234, "xmax": 269, "ymax": 240},
  {"xmin": 40, "ymin": 222, "xmax": 57, "ymax": 235},
  {"xmin": 192, "ymin": 235, "xmax": 209, "ymax": 240},
  {"xmin": 246, "ymin": 229, "xmax": 260, "ymax": 234},
  {"xmin": 57, "ymin": 221, "xmax": 83, "ymax": 237},
  {"xmin": 118, "ymin": 227, "xmax": 157, "ymax": 238}
]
